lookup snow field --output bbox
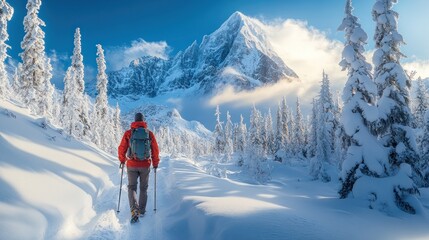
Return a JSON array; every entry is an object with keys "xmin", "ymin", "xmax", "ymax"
[
  {"xmin": 2, "ymin": 99, "xmax": 429, "ymax": 240},
  {"xmin": 0, "ymin": 99, "xmax": 116, "ymax": 239}
]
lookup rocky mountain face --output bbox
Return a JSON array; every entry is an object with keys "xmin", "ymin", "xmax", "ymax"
[{"xmin": 95, "ymin": 11, "xmax": 299, "ymax": 98}]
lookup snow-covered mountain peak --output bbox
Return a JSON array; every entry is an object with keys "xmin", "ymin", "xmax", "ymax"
[
  {"xmin": 201, "ymin": 11, "xmax": 275, "ymax": 61},
  {"xmin": 96, "ymin": 12, "xmax": 299, "ymax": 99},
  {"xmin": 216, "ymin": 11, "xmax": 249, "ymax": 32}
]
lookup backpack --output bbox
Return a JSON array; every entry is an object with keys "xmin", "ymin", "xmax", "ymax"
[{"xmin": 128, "ymin": 127, "xmax": 151, "ymax": 160}]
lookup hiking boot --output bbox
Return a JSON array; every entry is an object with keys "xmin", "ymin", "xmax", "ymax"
[
  {"xmin": 130, "ymin": 207, "xmax": 139, "ymax": 223},
  {"xmin": 139, "ymin": 209, "xmax": 146, "ymax": 218}
]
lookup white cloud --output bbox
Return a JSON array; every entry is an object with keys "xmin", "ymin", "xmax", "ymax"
[
  {"xmin": 402, "ymin": 58, "xmax": 429, "ymax": 80},
  {"xmin": 105, "ymin": 39, "xmax": 170, "ymax": 71}
]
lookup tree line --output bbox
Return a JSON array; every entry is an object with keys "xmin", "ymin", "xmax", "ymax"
[{"xmin": 0, "ymin": 0, "xmax": 122, "ymax": 154}]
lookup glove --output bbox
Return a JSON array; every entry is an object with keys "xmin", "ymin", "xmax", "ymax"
[
  {"xmin": 153, "ymin": 165, "xmax": 158, "ymax": 170},
  {"xmin": 120, "ymin": 162, "xmax": 125, "ymax": 169}
]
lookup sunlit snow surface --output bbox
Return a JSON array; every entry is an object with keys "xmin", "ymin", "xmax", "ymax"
[{"xmin": 1, "ymin": 99, "xmax": 429, "ymax": 240}]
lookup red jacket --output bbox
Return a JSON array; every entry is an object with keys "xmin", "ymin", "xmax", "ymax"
[{"xmin": 118, "ymin": 121, "xmax": 160, "ymax": 168}]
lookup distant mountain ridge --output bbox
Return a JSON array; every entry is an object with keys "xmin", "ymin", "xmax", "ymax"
[{"xmin": 88, "ymin": 11, "xmax": 299, "ymax": 98}]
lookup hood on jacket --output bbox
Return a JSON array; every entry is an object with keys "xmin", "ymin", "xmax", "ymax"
[{"xmin": 130, "ymin": 121, "xmax": 148, "ymax": 129}]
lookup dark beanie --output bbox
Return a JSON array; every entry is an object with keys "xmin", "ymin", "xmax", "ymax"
[{"xmin": 135, "ymin": 112, "xmax": 144, "ymax": 122}]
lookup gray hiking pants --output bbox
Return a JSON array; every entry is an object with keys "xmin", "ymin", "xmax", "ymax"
[{"xmin": 127, "ymin": 167, "xmax": 150, "ymax": 214}]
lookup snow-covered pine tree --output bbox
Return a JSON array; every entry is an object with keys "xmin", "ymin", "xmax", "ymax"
[
  {"xmin": 307, "ymin": 98, "xmax": 318, "ymax": 158},
  {"xmin": 40, "ymin": 57, "xmax": 54, "ymax": 120},
  {"xmin": 310, "ymin": 71, "xmax": 337, "ymax": 182},
  {"xmin": 293, "ymin": 98, "xmax": 305, "ymax": 157},
  {"xmin": 420, "ymin": 112, "xmax": 429, "ymax": 183},
  {"xmin": 61, "ymin": 28, "xmax": 91, "ymax": 139},
  {"xmin": 50, "ymin": 85, "xmax": 61, "ymax": 126},
  {"xmin": 232, "ymin": 123, "xmax": 239, "ymax": 153},
  {"xmin": 371, "ymin": 0, "xmax": 422, "ymax": 212},
  {"xmin": 11, "ymin": 67, "xmax": 21, "ymax": 100},
  {"xmin": 0, "ymin": 0, "xmax": 13, "ymax": 99},
  {"xmin": 338, "ymin": 0, "xmax": 381, "ymax": 198},
  {"xmin": 280, "ymin": 97, "xmax": 291, "ymax": 154},
  {"xmin": 224, "ymin": 111, "xmax": 234, "ymax": 161},
  {"xmin": 274, "ymin": 102, "xmax": 285, "ymax": 158},
  {"xmin": 246, "ymin": 105, "xmax": 270, "ymax": 182},
  {"xmin": 333, "ymin": 90, "xmax": 348, "ymax": 169},
  {"xmin": 236, "ymin": 114, "xmax": 247, "ymax": 154},
  {"xmin": 61, "ymin": 68, "xmax": 79, "ymax": 136},
  {"xmin": 413, "ymin": 77, "xmax": 429, "ymax": 129},
  {"xmin": 213, "ymin": 105, "xmax": 225, "ymax": 157},
  {"xmin": 93, "ymin": 44, "xmax": 114, "ymax": 150},
  {"xmin": 260, "ymin": 112, "xmax": 268, "ymax": 156},
  {"xmin": 19, "ymin": 0, "xmax": 54, "ymax": 118},
  {"xmin": 265, "ymin": 108, "xmax": 275, "ymax": 155},
  {"xmin": 259, "ymin": 111, "xmax": 271, "ymax": 156},
  {"xmin": 113, "ymin": 102, "xmax": 122, "ymax": 144},
  {"xmin": 287, "ymin": 108, "xmax": 295, "ymax": 154},
  {"xmin": 73, "ymin": 28, "xmax": 91, "ymax": 138},
  {"xmin": 303, "ymin": 115, "xmax": 310, "ymax": 158}
]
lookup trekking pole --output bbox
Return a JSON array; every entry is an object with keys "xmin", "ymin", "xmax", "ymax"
[
  {"xmin": 154, "ymin": 168, "xmax": 157, "ymax": 212},
  {"xmin": 117, "ymin": 163, "xmax": 124, "ymax": 213}
]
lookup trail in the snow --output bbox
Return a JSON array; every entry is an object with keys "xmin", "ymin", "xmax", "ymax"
[{"xmin": 85, "ymin": 157, "xmax": 171, "ymax": 240}]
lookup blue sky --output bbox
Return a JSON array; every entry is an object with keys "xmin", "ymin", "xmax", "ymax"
[
  {"xmin": 8, "ymin": 0, "xmax": 429, "ymax": 80},
  {"xmin": 6, "ymin": 0, "xmax": 429, "ymax": 126}
]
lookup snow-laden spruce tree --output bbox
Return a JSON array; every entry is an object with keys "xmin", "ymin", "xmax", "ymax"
[
  {"xmin": 73, "ymin": 28, "xmax": 91, "ymax": 138},
  {"xmin": 280, "ymin": 97, "xmax": 291, "ymax": 152},
  {"xmin": 265, "ymin": 108, "xmax": 275, "ymax": 155},
  {"xmin": 19, "ymin": 0, "xmax": 54, "ymax": 118},
  {"xmin": 50, "ymin": 86, "xmax": 62, "ymax": 126},
  {"xmin": 93, "ymin": 44, "xmax": 114, "ymax": 150},
  {"xmin": 310, "ymin": 72, "xmax": 337, "ymax": 182},
  {"xmin": 274, "ymin": 103, "xmax": 285, "ymax": 158},
  {"xmin": 11, "ymin": 68, "xmax": 21, "ymax": 99},
  {"xmin": 287, "ymin": 107, "xmax": 295, "ymax": 154},
  {"xmin": 113, "ymin": 102, "xmax": 122, "ymax": 144},
  {"xmin": 338, "ymin": 0, "xmax": 382, "ymax": 198},
  {"xmin": 233, "ymin": 123, "xmax": 239, "ymax": 152},
  {"xmin": 213, "ymin": 105, "xmax": 225, "ymax": 157},
  {"xmin": 260, "ymin": 110, "xmax": 272, "ymax": 156},
  {"xmin": 246, "ymin": 105, "xmax": 271, "ymax": 182},
  {"xmin": 224, "ymin": 111, "xmax": 234, "ymax": 161},
  {"xmin": 61, "ymin": 68, "xmax": 78, "ymax": 136},
  {"xmin": 61, "ymin": 28, "xmax": 91, "ymax": 139},
  {"xmin": 412, "ymin": 77, "xmax": 428, "ymax": 175},
  {"xmin": 413, "ymin": 77, "xmax": 429, "ymax": 129},
  {"xmin": 293, "ymin": 98, "xmax": 305, "ymax": 157},
  {"xmin": 333, "ymin": 90, "xmax": 347, "ymax": 168},
  {"xmin": 42, "ymin": 59, "xmax": 54, "ymax": 120},
  {"xmin": 420, "ymin": 112, "xmax": 429, "ymax": 183},
  {"xmin": 371, "ymin": 0, "xmax": 422, "ymax": 212},
  {"xmin": 0, "ymin": 0, "xmax": 13, "ymax": 99},
  {"xmin": 307, "ymin": 98, "xmax": 318, "ymax": 158},
  {"xmin": 235, "ymin": 114, "xmax": 247, "ymax": 166}
]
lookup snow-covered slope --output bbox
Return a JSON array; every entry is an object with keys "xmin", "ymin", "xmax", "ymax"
[
  {"xmin": 0, "ymin": 99, "xmax": 117, "ymax": 239},
  {"xmin": 88, "ymin": 11, "xmax": 298, "ymax": 98},
  {"xmin": 2, "ymin": 99, "xmax": 429, "ymax": 240}
]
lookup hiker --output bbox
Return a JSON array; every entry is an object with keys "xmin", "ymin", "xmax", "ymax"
[{"xmin": 118, "ymin": 112, "xmax": 160, "ymax": 223}]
